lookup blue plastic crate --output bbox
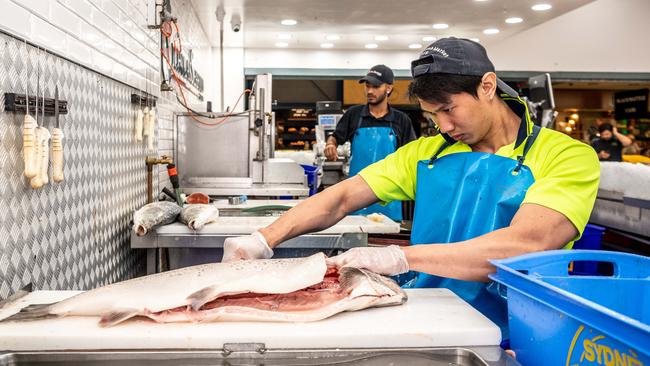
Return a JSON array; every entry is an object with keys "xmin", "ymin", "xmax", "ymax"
[
  {"xmin": 490, "ymin": 250, "xmax": 650, "ymax": 366},
  {"xmin": 572, "ymin": 224, "xmax": 606, "ymax": 275}
]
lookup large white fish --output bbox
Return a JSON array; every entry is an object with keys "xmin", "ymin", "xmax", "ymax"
[{"xmin": 3, "ymin": 253, "xmax": 406, "ymax": 327}]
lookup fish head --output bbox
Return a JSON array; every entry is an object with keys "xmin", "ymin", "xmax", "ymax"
[{"xmin": 339, "ymin": 267, "xmax": 407, "ymax": 308}]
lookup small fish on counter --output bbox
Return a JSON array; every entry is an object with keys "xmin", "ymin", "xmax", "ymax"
[
  {"xmin": 133, "ymin": 201, "xmax": 182, "ymax": 236},
  {"xmin": 180, "ymin": 204, "xmax": 220, "ymax": 231}
]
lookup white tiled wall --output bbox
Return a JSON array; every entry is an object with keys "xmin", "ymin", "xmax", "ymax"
[{"xmin": 0, "ymin": 0, "xmax": 160, "ymax": 94}]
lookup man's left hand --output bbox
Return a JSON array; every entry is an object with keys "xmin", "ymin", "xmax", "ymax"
[{"xmin": 326, "ymin": 245, "xmax": 409, "ymax": 276}]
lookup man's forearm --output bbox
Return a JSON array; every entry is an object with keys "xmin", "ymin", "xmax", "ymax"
[
  {"xmin": 403, "ymin": 204, "xmax": 578, "ymax": 282},
  {"xmin": 326, "ymin": 136, "xmax": 338, "ymax": 147},
  {"xmin": 614, "ymin": 131, "xmax": 633, "ymax": 147},
  {"xmin": 260, "ymin": 176, "xmax": 378, "ymax": 248}
]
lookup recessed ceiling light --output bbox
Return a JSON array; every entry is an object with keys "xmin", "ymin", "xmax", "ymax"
[
  {"xmin": 326, "ymin": 35, "xmax": 340, "ymax": 41},
  {"xmin": 505, "ymin": 17, "xmax": 523, "ymax": 24},
  {"xmin": 531, "ymin": 3, "xmax": 552, "ymax": 11},
  {"xmin": 320, "ymin": 43, "xmax": 334, "ymax": 48},
  {"xmin": 277, "ymin": 33, "xmax": 292, "ymax": 40},
  {"xmin": 483, "ymin": 28, "xmax": 500, "ymax": 35},
  {"xmin": 281, "ymin": 19, "xmax": 297, "ymax": 26},
  {"xmin": 432, "ymin": 23, "xmax": 449, "ymax": 29},
  {"xmin": 375, "ymin": 35, "xmax": 389, "ymax": 41},
  {"xmin": 474, "ymin": 0, "xmax": 489, "ymax": 2},
  {"xmin": 365, "ymin": 43, "xmax": 378, "ymax": 49},
  {"xmin": 470, "ymin": 38, "xmax": 480, "ymax": 43},
  {"xmin": 422, "ymin": 36, "xmax": 436, "ymax": 42},
  {"xmin": 408, "ymin": 43, "xmax": 422, "ymax": 49},
  {"xmin": 275, "ymin": 42, "xmax": 289, "ymax": 47}
]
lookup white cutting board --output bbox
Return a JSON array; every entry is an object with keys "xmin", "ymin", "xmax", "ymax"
[
  {"xmin": 0, "ymin": 289, "xmax": 500, "ymax": 351},
  {"xmin": 157, "ymin": 214, "xmax": 400, "ymax": 235}
]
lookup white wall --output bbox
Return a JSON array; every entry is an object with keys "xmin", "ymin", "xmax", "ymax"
[
  {"xmin": 487, "ymin": 0, "xmax": 650, "ymax": 73},
  {"xmin": 245, "ymin": 48, "xmax": 417, "ymax": 73},
  {"xmin": 0, "ymin": 0, "xmax": 160, "ymax": 94},
  {"xmin": 244, "ymin": 0, "xmax": 650, "ymax": 74}
]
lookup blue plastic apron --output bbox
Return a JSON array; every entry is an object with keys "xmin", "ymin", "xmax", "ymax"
[
  {"xmin": 349, "ymin": 115, "xmax": 403, "ymax": 221},
  {"xmin": 402, "ymin": 120, "xmax": 541, "ymax": 337}
]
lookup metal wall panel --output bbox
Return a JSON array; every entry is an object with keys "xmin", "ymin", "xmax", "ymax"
[{"xmin": 0, "ymin": 33, "xmax": 154, "ymax": 299}]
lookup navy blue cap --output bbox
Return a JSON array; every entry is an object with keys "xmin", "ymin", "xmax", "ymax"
[
  {"xmin": 359, "ymin": 64, "xmax": 394, "ymax": 86},
  {"xmin": 411, "ymin": 37, "xmax": 518, "ymax": 97}
]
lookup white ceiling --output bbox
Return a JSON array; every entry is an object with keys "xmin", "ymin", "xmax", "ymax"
[{"xmin": 190, "ymin": 0, "xmax": 595, "ymax": 50}]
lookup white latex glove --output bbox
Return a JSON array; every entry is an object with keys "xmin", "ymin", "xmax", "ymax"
[
  {"xmin": 222, "ymin": 230, "xmax": 273, "ymax": 262},
  {"xmin": 325, "ymin": 245, "xmax": 409, "ymax": 276}
]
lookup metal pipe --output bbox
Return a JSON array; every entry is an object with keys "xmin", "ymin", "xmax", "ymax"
[
  {"xmin": 259, "ymin": 87, "xmax": 265, "ymax": 161},
  {"xmin": 145, "ymin": 155, "xmax": 173, "ymax": 203}
]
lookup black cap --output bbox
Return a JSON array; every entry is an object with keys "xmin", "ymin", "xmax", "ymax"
[
  {"xmin": 410, "ymin": 37, "xmax": 518, "ymax": 97},
  {"xmin": 359, "ymin": 64, "xmax": 394, "ymax": 86}
]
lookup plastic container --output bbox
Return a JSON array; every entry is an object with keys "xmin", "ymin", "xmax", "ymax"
[
  {"xmin": 490, "ymin": 250, "xmax": 650, "ymax": 366},
  {"xmin": 572, "ymin": 224, "xmax": 606, "ymax": 275},
  {"xmin": 300, "ymin": 164, "xmax": 320, "ymax": 196}
]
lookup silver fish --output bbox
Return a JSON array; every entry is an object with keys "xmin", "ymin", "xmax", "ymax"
[
  {"xmin": 180, "ymin": 204, "xmax": 219, "ymax": 231},
  {"xmin": 2, "ymin": 253, "xmax": 406, "ymax": 327},
  {"xmin": 133, "ymin": 201, "xmax": 181, "ymax": 236}
]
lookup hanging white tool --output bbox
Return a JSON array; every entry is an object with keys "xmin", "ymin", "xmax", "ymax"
[
  {"xmin": 51, "ymin": 85, "xmax": 64, "ymax": 182},
  {"xmin": 23, "ymin": 41, "xmax": 38, "ymax": 179},
  {"xmin": 141, "ymin": 69, "xmax": 151, "ymax": 146},
  {"xmin": 30, "ymin": 48, "xmax": 45, "ymax": 189},
  {"xmin": 34, "ymin": 48, "xmax": 51, "ymax": 188},
  {"xmin": 145, "ymin": 97, "xmax": 156, "ymax": 151},
  {"xmin": 134, "ymin": 72, "xmax": 144, "ymax": 142}
]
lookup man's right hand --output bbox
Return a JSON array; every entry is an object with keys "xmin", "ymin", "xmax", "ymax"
[
  {"xmin": 325, "ymin": 143, "xmax": 338, "ymax": 161},
  {"xmin": 222, "ymin": 231, "xmax": 274, "ymax": 262},
  {"xmin": 598, "ymin": 150, "xmax": 610, "ymax": 160}
]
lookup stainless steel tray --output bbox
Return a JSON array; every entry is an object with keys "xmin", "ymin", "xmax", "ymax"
[{"xmin": 0, "ymin": 347, "xmax": 519, "ymax": 366}]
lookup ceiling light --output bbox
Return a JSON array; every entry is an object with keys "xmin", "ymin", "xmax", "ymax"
[
  {"xmin": 408, "ymin": 43, "xmax": 422, "ymax": 49},
  {"xmin": 505, "ymin": 17, "xmax": 523, "ymax": 24},
  {"xmin": 483, "ymin": 28, "xmax": 500, "ymax": 35},
  {"xmin": 565, "ymin": 126, "xmax": 572, "ymax": 132},
  {"xmin": 422, "ymin": 36, "xmax": 436, "ymax": 42},
  {"xmin": 531, "ymin": 4, "xmax": 552, "ymax": 11},
  {"xmin": 365, "ymin": 43, "xmax": 378, "ymax": 49},
  {"xmin": 432, "ymin": 23, "xmax": 449, "ymax": 29},
  {"xmin": 275, "ymin": 42, "xmax": 289, "ymax": 47},
  {"xmin": 277, "ymin": 33, "xmax": 292, "ymax": 40},
  {"xmin": 281, "ymin": 19, "xmax": 297, "ymax": 26},
  {"xmin": 470, "ymin": 38, "xmax": 480, "ymax": 43},
  {"xmin": 570, "ymin": 113, "xmax": 580, "ymax": 120},
  {"xmin": 326, "ymin": 35, "xmax": 340, "ymax": 41},
  {"xmin": 320, "ymin": 43, "xmax": 334, "ymax": 48},
  {"xmin": 569, "ymin": 119, "xmax": 576, "ymax": 125},
  {"xmin": 375, "ymin": 35, "xmax": 389, "ymax": 41}
]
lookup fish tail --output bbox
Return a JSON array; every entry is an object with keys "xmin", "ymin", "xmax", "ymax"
[{"xmin": 2, "ymin": 303, "xmax": 57, "ymax": 322}]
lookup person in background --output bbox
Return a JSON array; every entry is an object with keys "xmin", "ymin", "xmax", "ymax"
[
  {"xmin": 324, "ymin": 64, "xmax": 416, "ymax": 221},
  {"xmin": 622, "ymin": 135, "xmax": 642, "ymax": 155},
  {"xmin": 591, "ymin": 123, "xmax": 632, "ymax": 161}
]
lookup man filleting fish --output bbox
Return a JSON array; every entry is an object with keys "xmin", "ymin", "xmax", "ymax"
[{"xmin": 222, "ymin": 38, "xmax": 600, "ymax": 338}]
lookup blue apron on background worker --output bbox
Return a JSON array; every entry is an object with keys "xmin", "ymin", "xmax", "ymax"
[{"xmin": 324, "ymin": 65, "xmax": 416, "ymax": 221}]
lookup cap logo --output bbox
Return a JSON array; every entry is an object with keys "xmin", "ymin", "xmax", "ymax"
[
  {"xmin": 368, "ymin": 70, "xmax": 382, "ymax": 77},
  {"xmin": 424, "ymin": 46, "xmax": 449, "ymax": 58}
]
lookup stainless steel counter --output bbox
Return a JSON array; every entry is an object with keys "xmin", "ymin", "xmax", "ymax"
[{"xmin": 0, "ymin": 347, "xmax": 520, "ymax": 366}]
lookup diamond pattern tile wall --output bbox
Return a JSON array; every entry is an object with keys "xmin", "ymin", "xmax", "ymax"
[{"xmin": 0, "ymin": 32, "xmax": 154, "ymax": 299}]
